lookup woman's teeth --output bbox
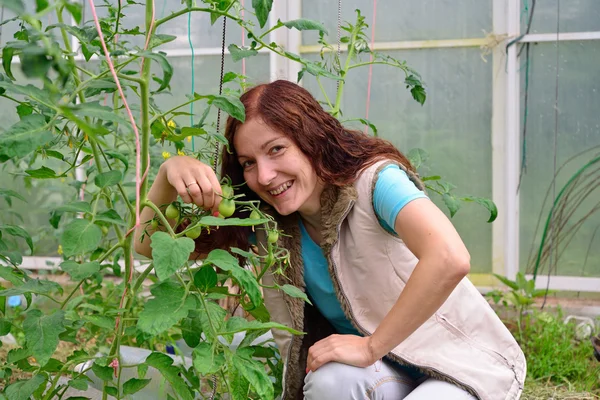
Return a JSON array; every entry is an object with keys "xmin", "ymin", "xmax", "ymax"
[{"xmin": 269, "ymin": 181, "xmax": 292, "ymax": 196}]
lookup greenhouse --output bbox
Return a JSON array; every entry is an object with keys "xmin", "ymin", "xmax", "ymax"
[{"xmin": 0, "ymin": 0, "xmax": 599, "ymax": 399}]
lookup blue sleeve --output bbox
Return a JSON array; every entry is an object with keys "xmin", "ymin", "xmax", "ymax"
[{"xmin": 373, "ymin": 165, "xmax": 428, "ymax": 234}]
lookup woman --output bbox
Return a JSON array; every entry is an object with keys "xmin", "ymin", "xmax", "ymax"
[{"xmin": 135, "ymin": 80, "xmax": 525, "ymax": 400}]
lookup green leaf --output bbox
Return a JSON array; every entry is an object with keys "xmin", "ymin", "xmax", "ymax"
[
  {"xmin": 198, "ymin": 216, "xmax": 268, "ymax": 227},
  {"xmin": 44, "ymin": 149, "xmax": 64, "ymax": 161},
  {"xmin": 136, "ymin": 51, "xmax": 173, "ymax": 92},
  {"xmin": 19, "ymin": 46, "xmax": 52, "ymax": 79},
  {"xmin": 181, "ymin": 312, "xmax": 203, "ymax": 348},
  {"xmin": 123, "ymin": 378, "xmax": 151, "ymax": 395},
  {"xmin": 442, "ymin": 193, "xmax": 461, "ymax": 218},
  {"xmin": 221, "ymin": 317, "xmax": 302, "ymax": 336},
  {"xmin": 150, "ymin": 232, "xmax": 195, "ymax": 280},
  {"xmin": 460, "ymin": 196, "xmax": 498, "ymax": 223},
  {"xmin": 68, "ymin": 377, "xmax": 88, "ymax": 391},
  {"xmin": 4, "ymin": 374, "xmax": 47, "ymax": 400},
  {"xmin": 209, "ymin": 94, "xmax": 245, "ymax": 123},
  {"xmin": 222, "ymin": 71, "xmax": 238, "ymax": 83},
  {"xmin": 64, "ymin": 1, "xmax": 82, "ymax": 24},
  {"xmin": 62, "ymin": 101, "xmax": 131, "ymax": 127},
  {"xmin": 233, "ymin": 348, "xmax": 274, "ymax": 400},
  {"xmin": 282, "ymin": 18, "xmax": 327, "ymax": 34},
  {"xmin": 145, "ymin": 353, "xmax": 194, "ymax": 400},
  {"xmin": 16, "ymin": 104, "xmax": 33, "ymax": 119},
  {"xmin": 192, "ymin": 342, "xmax": 226, "ymax": 375},
  {"xmin": 194, "ymin": 266, "xmax": 218, "ymax": 291},
  {"xmin": 410, "ymin": 85, "xmax": 426, "ymax": 105},
  {"xmin": 228, "ymin": 44, "xmax": 258, "ymax": 63},
  {"xmin": 105, "ymin": 151, "xmax": 129, "ymax": 172},
  {"xmin": 82, "ymin": 78, "xmax": 117, "ymax": 97},
  {"xmin": 23, "ymin": 310, "xmax": 66, "ymax": 366},
  {"xmin": 0, "ymin": 0, "xmax": 25, "ymax": 16},
  {"xmin": 60, "ymin": 260, "xmax": 101, "ymax": 280},
  {"xmin": 205, "ymin": 250, "xmax": 263, "ymax": 308},
  {"xmin": 55, "ymin": 201, "xmax": 92, "ymax": 214},
  {"xmin": 95, "ymin": 209, "xmax": 127, "ymax": 226},
  {"xmin": 199, "ymin": 300, "xmax": 226, "ymax": 340},
  {"xmin": 60, "ymin": 219, "xmax": 103, "ymax": 257},
  {"xmin": 228, "ymin": 363, "xmax": 250, "ymax": 400},
  {"xmin": 277, "ymin": 284, "xmax": 311, "ymax": 305},
  {"xmin": 0, "ymin": 224, "xmax": 33, "ymax": 252},
  {"xmin": 35, "ymin": 0, "xmax": 49, "ymax": 12},
  {"xmin": 25, "ymin": 166, "xmax": 59, "ymax": 179},
  {"xmin": 0, "ymin": 81, "xmax": 55, "ymax": 108},
  {"xmin": 0, "ymin": 318, "xmax": 12, "ymax": 335},
  {"xmin": 0, "ymin": 279, "xmax": 62, "ymax": 297},
  {"xmin": 137, "ymin": 281, "xmax": 195, "ymax": 335},
  {"xmin": 83, "ymin": 315, "xmax": 115, "ymax": 330},
  {"xmin": 358, "ymin": 118, "xmax": 378, "ymax": 136},
  {"xmin": 516, "ymin": 272, "xmax": 528, "ymax": 291},
  {"xmin": 0, "ymin": 188, "xmax": 26, "ymax": 206},
  {"xmin": 407, "ymin": 148, "xmax": 428, "ymax": 169},
  {"xmin": 92, "ymin": 362, "xmax": 113, "ymax": 381},
  {"xmin": 178, "ymin": 127, "xmax": 207, "ymax": 142},
  {"xmin": 0, "ymin": 114, "xmax": 53, "ymax": 160},
  {"xmin": 2, "ymin": 46, "xmax": 16, "ymax": 80},
  {"xmin": 150, "ymin": 34, "xmax": 177, "ymax": 49},
  {"xmin": 94, "ymin": 170, "xmax": 123, "ymax": 188},
  {"xmin": 493, "ymin": 274, "xmax": 520, "ymax": 291},
  {"xmin": 252, "ymin": 0, "xmax": 272, "ymax": 28},
  {"xmin": 105, "ymin": 386, "xmax": 118, "ymax": 396}
]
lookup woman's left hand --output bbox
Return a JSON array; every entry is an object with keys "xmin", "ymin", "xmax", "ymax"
[{"xmin": 306, "ymin": 334, "xmax": 377, "ymax": 372}]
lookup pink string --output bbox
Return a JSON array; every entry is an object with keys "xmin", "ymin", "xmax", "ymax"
[{"xmin": 364, "ymin": 0, "xmax": 377, "ymax": 135}]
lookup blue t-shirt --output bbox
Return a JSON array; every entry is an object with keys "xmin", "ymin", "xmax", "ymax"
[{"xmin": 301, "ymin": 165, "xmax": 427, "ymax": 378}]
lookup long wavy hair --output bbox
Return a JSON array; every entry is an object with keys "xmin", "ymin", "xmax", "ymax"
[{"xmin": 194, "ymin": 80, "xmax": 415, "ymax": 255}]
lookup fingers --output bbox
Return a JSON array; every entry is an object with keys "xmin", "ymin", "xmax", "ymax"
[
  {"xmin": 167, "ymin": 160, "xmax": 222, "ymax": 209},
  {"xmin": 206, "ymin": 170, "xmax": 223, "ymax": 212}
]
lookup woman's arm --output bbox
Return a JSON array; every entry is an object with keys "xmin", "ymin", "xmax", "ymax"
[
  {"xmin": 133, "ymin": 156, "xmax": 223, "ymax": 258},
  {"xmin": 307, "ymin": 197, "xmax": 470, "ymax": 371}
]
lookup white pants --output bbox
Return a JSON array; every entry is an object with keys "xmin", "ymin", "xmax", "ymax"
[{"xmin": 303, "ymin": 360, "xmax": 477, "ymax": 400}]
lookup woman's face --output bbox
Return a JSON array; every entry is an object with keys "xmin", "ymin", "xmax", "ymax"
[{"xmin": 233, "ymin": 118, "xmax": 323, "ymax": 216}]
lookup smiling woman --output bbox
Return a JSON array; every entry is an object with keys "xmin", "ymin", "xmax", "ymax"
[{"xmin": 137, "ymin": 79, "xmax": 526, "ymax": 400}]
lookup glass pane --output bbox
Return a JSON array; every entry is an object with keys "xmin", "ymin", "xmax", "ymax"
[
  {"xmin": 519, "ymin": 40, "xmax": 600, "ymax": 278},
  {"xmin": 85, "ymin": 0, "xmax": 262, "ymax": 50},
  {"xmin": 301, "ymin": 47, "xmax": 493, "ymax": 273},
  {"xmin": 301, "ymin": 0, "xmax": 491, "ymax": 44},
  {"xmin": 521, "ymin": 0, "xmax": 600, "ymax": 34}
]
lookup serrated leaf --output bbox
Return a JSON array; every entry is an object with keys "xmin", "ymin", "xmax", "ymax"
[
  {"xmin": 94, "ymin": 170, "xmax": 122, "ymax": 188},
  {"xmin": 277, "ymin": 284, "xmax": 311, "ymax": 305},
  {"xmin": 145, "ymin": 353, "xmax": 194, "ymax": 400},
  {"xmin": 55, "ymin": 201, "xmax": 92, "ymax": 214},
  {"xmin": 192, "ymin": 342, "xmax": 225, "ymax": 375},
  {"xmin": 411, "ymin": 85, "xmax": 426, "ymax": 105},
  {"xmin": 23, "ymin": 309, "xmax": 66, "ymax": 366},
  {"xmin": 137, "ymin": 281, "xmax": 195, "ymax": 335},
  {"xmin": 136, "ymin": 51, "xmax": 172, "ymax": 92},
  {"xmin": 493, "ymin": 273, "xmax": 520, "ymax": 290},
  {"xmin": 0, "ymin": 114, "xmax": 53, "ymax": 160},
  {"xmin": 4, "ymin": 374, "xmax": 47, "ymax": 400},
  {"xmin": 122, "ymin": 378, "xmax": 151, "ymax": 395},
  {"xmin": 150, "ymin": 34, "xmax": 177, "ymax": 49},
  {"xmin": 233, "ymin": 348, "xmax": 274, "ymax": 400},
  {"xmin": 0, "ymin": 81, "xmax": 55, "ymax": 108},
  {"xmin": 95, "ymin": 209, "xmax": 127, "ymax": 226},
  {"xmin": 68, "ymin": 377, "xmax": 88, "ymax": 391},
  {"xmin": 62, "ymin": 101, "xmax": 131, "ymax": 127},
  {"xmin": 209, "ymin": 94, "xmax": 245, "ymax": 123},
  {"xmin": 0, "ymin": 279, "xmax": 62, "ymax": 297},
  {"xmin": 282, "ymin": 18, "xmax": 327, "ymax": 34},
  {"xmin": 0, "ymin": 188, "xmax": 26, "ymax": 205},
  {"xmin": 44, "ymin": 149, "xmax": 64, "ymax": 160},
  {"xmin": 25, "ymin": 166, "xmax": 59, "ymax": 179},
  {"xmin": 442, "ymin": 193, "xmax": 460, "ymax": 218},
  {"xmin": 252, "ymin": 0, "xmax": 272, "ymax": 28},
  {"xmin": 105, "ymin": 151, "xmax": 129, "ymax": 172},
  {"xmin": 0, "ymin": 318, "xmax": 12, "ymax": 335},
  {"xmin": 0, "ymin": 224, "xmax": 33, "ymax": 252},
  {"xmin": 3, "ymin": 46, "xmax": 16, "ymax": 80},
  {"xmin": 60, "ymin": 219, "xmax": 103, "ymax": 257},
  {"xmin": 64, "ymin": 1, "xmax": 82, "ymax": 23},
  {"xmin": 194, "ymin": 266, "xmax": 217, "ymax": 291},
  {"xmin": 150, "ymin": 232, "xmax": 195, "ymax": 280},
  {"xmin": 205, "ymin": 249, "xmax": 262, "ymax": 307},
  {"xmin": 83, "ymin": 315, "xmax": 115, "ymax": 330},
  {"xmin": 60, "ymin": 260, "xmax": 101, "ymax": 280},
  {"xmin": 199, "ymin": 300, "xmax": 226, "ymax": 340},
  {"xmin": 222, "ymin": 71, "xmax": 237, "ymax": 83},
  {"xmin": 221, "ymin": 316, "xmax": 302, "ymax": 336},
  {"xmin": 181, "ymin": 312, "xmax": 203, "ymax": 348},
  {"xmin": 228, "ymin": 44, "xmax": 258, "ymax": 63}
]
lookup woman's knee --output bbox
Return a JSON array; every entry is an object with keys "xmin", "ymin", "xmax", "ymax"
[{"xmin": 304, "ymin": 362, "xmax": 364, "ymax": 399}]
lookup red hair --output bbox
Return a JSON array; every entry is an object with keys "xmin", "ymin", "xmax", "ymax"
[{"xmin": 194, "ymin": 80, "xmax": 415, "ymax": 255}]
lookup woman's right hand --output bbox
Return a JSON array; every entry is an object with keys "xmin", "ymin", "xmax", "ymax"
[{"xmin": 161, "ymin": 155, "xmax": 223, "ymax": 212}]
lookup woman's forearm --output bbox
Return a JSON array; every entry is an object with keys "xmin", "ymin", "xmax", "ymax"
[{"xmin": 368, "ymin": 255, "xmax": 470, "ymax": 361}]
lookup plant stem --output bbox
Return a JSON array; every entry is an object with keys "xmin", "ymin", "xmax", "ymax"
[
  {"xmin": 144, "ymin": 200, "xmax": 176, "ymax": 237},
  {"xmin": 316, "ymin": 77, "xmax": 334, "ymax": 111},
  {"xmin": 98, "ymin": 242, "xmax": 124, "ymax": 263},
  {"xmin": 60, "ymin": 279, "xmax": 85, "ymax": 310},
  {"xmin": 132, "ymin": 263, "xmax": 154, "ymax": 293}
]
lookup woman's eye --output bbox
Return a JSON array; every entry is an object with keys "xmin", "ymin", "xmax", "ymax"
[
  {"xmin": 241, "ymin": 160, "xmax": 254, "ymax": 169},
  {"xmin": 270, "ymin": 146, "xmax": 284, "ymax": 154}
]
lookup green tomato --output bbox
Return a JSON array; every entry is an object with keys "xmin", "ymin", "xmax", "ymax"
[
  {"xmin": 165, "ymin": 204, "xmax": 179, "ymax": 220},
  {"xmin": 267, "ymin": 230, "xmax": 279, "ymax": 244},
  {"xmin": 150, "ymin": 219, "xmax": 159, "ymax": 230},
  {"xmin": 185, "ymin": 225, "xmax": 202, "ymax": 239},
  {"xmin": 101, "ymin": 226, "xmax": 109, "ymax": 236},
  {"xmin": 218, "ymin": 199, "xmax": 235, "ymax": 218},
  {"xmin": 249, "ymin": 210, "xmax": 261, "ymax": 220},
  {"xmin": 221, "ymin": 185, "xmax": 234, "ymax": 199}
]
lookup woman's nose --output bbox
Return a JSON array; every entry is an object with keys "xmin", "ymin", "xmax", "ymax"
[{"xmin": 257, "ymin": 161, "xmax": 276, "ymax": 187}]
